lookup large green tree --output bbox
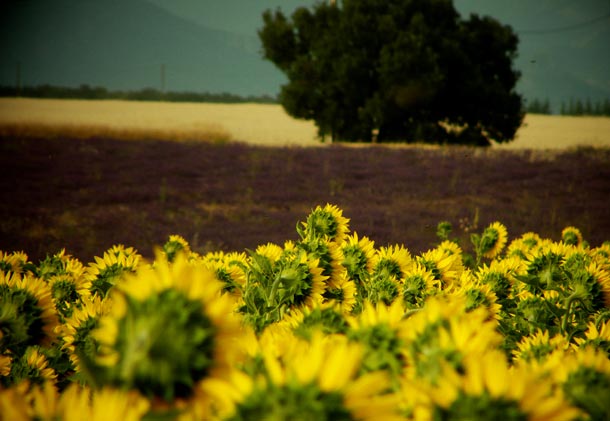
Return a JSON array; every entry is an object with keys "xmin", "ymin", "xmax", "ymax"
[{"xmin": 259, "ymin": 0, "xmax": 523, "ymax": 145}]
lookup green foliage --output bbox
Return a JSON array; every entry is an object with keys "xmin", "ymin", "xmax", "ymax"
[
  {"xmin": 259, "ymin": 0, "xmax": 524, "ymax": 145},
  {"xmin": 241, "ymin": 249, "xmax": 316, "ymax": 333}
]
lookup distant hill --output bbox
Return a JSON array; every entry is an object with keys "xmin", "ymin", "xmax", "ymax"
[
  {"xmin": 0, "ymin": 0, "xmax": 285, "ymax": 96},
  {"xmin": 1, "ymin": 0, "xmax": 609, "ymax": 112}
]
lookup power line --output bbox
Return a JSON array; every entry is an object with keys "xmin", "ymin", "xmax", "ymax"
[{"xmin": 518, "ymin": 11, "xmax": 610, "ymax": 35}]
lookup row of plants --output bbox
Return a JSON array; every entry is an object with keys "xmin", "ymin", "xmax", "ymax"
[
  {"xmin": 525, "ymin": 97, "xmax": 610, "ymax": 116},
  {"xmin": 0, "ymin": 84, "xmax": 278, "ymax": 104},
  {"xmin": 1, "ymin": 204, "xmax": 609, "ymax": 419}
]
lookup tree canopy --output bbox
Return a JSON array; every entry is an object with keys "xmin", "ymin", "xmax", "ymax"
[{"xmin": 259, "ymin": 0, "xmax": 524, "ymax": 145}]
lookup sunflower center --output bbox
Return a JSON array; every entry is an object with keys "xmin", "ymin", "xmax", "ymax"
[
  {"xmin": 0, "ymin": 286, "xmax": 45, "ymax": 354},
  {"xmin": 51, "ymin": 278, "xmax": 80, "ymax": 317},
  {"xmin": 231, "ymin": 383, "xmax": 352, "ymax": 421},
  {"xmin": 562, "ymin": 231, "xmax": 580, "ymax": 245},
  {"xmin": 367, "ymin": 276, "xmax": 399, "ymax": 305},
  {"xmin": 464, "ymin": 288, "xmax": 491, "ymax": 312},
  {"xmin": 374, "ymin": 259, "xmax": 403, "ymax": 279},
  {"xmin": 408, "ymin": 321, "xmax": 462, "ymax": 383},
  {"xmin": 294, "ymin": 308, "xmax": 348, "ymax": 339},
  {"xmin": 91, "ymin": 263, "xmax": 126, "ymax": 297},
  {"xmin": 111, "ymin": 289, "xmax": 216, "ymax": 401},
  {"xmin": 348, "ymin": 324, "xmax": 404, "ymax": 376},
  {"xmin": 0, "ymin": 261, "xmax": 12, "ymax": 272},
  {"xmin": 403, "ymin": 274, "xmax": 429, "ymax": 307},
  {"xmin": 437, "ymin": 393, "xmax": 527, "ymax": 421},
  {"xmin": 342, "ymin": 246, "xmax": 367, "ymax": 273},
  {"xmin": 478, "ymin": 272, "xmax": 511, "ymax": 302},
  {"xmin": 479, "ymin": 229, "xmax": 500, "ymax": 255},
  {"xmin": 563, "ymin": 367, "xmax": 610, "ymax": 420},
  {"xmin": 73, "ymin": 316, "xmax": 101, "ymax": 361}
]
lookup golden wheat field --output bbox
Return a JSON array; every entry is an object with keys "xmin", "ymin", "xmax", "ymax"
[{"xmin": 1, "ymin": 97, "xmax": 610, "ymax": 148}]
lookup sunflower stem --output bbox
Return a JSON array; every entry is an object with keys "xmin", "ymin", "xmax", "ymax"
[
  {"xmin": 561, "ymin": 294, "xmax": 586, "ymax": 336},
  {"xmin": 267, "ymin": 274, "xmax": 282, "ymax": 307}
]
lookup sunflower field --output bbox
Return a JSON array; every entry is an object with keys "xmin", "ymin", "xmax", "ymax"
[{"xmin": 1, "ymin": 204, "xmax": 610, "ymax": 420}]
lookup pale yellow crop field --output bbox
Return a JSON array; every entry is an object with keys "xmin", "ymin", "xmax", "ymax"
[
  {"xmin": 499, "ymin": 114, "xmax": 610, "ymax": 150},
  {"xmin": 1, "ymin": 97, "xmax": 609, "ymax": 149},
  {"xmin": 0, "ymin": 98, "xmax": 319, "ymax": 146}
]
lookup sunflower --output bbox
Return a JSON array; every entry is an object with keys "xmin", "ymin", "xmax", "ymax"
[
  {"xmin": 241, "ymin": 248, "xmax": 327, "ymax": 332},
  {"xmin": 33, "ymin": 249, "xmax": 90, "ymax": 319},
  {"xmin": 561, "ymin": 226, "xmax": 584, "ymax": 246},
  {"xmin": 58, "ymin": 295, "xmax": 110, "ymax": 371},
  {"xmin": 276, "ymin": 304, "xmax": 350, "ymax": 340},
  {"xmin": 401, "ymin": 263, "xmax": 441, "ymax": 309},
  {"xmin": 346, "ymin": 300, "xmax": 409, "ymax": 380},
  {"xmin": 586, "ymin": 261, "xmax": 610, "ymax": 308},
  {"xmin": 478, "ymin": 221, "xmax": 508, "ymax": 260},
  {"xmin": 506, "ymin": 232, "xmax": 542, "ymax": 259},
  {"xmin": 67, "ymin": 384, "xmax": 150, "ymax": 421},
  {"xmin": 475, "ymin": 259, "xmax": 517, "ymax": 308},
  {"xmin": 517, "ymin": 241, "xmax": 571, "ymax": 295},
  {"xmin": 0, "ymin": 354, "xmax": 11, "ymax": 376},
  {"xmin": 0, "ymin": 271, "xmax": 60, "ymax": 355},
  {"xmin": 47, "ymin": 271, "xmax": 92, "ymax": 319},
  {"xmin": 573, "ymin": 319, "xmax": 610, "ymax": 352},
  {"xmin": 0, "ymin": 382, "xmax": 30, "ymax": 420},
  {"xmin": 405, "ymin": 350, "xmax": 581, "ymax": 421},
  {"xmin": 35, "ymin": 249, "xmax": 85, "ymax": 282},
  {"xmin": 371, "ymin": 245, "xmax": 412, "ymax": 281},
  {"xmin": 2, "ymin": 345, "xmax": 57, "ymax": 387},
  {"xmin": 437, "ymin": 240, "xmax": 463, "ymax": 260},
  {"xmin": 591, "ymin": 243, "xmax": 610, "ymax": 272},
  {"xmin": 297, "ymin": 204, "xmax": 350, "ymax": 243},
  {"xmin": 253, "ymin": 242, "xmax": 283, "ymax": 263},
  {"xmin": 512, "ymin": 330, "xmax": 569, "ymax": 365},
  {"xmin": 299, "ymin": 237, "xmax": 346, "ymax": 286},
  {"xmin": 368, "ymin": 245, "xmax": 413, "ymax": 305},
  {"xmin": 90, "ymin": 253, "xmax": 244, "ymax": 416},
  {"xmin": 202, "ymin": 251, "xmax": 248, "ymax": 304},
  {"xmin": 323, "ymin": 270, "xmax": 357, "ymax": 314},
  {"xmin": 416, "ymin": 247, "xmax": 461, "ymax": 287},
  {"xmin": 25, "ymin": 382, "xmax": 150, "ymax": 421},
  {"xmin": 208, "ymin": 333, "xmax": 401, "ymax": 421},
  {"xmin": 84, "ymin": 244, "xmax": 141, "ymax": 297},
  {"xmin": 447, "ymin": 273, "xmax": 502, "ymax": 319},
  {"xmin": 539, "ymin": 255, "xmax": 610, "ymax": 332},
  {"xmin": 512, "ymin": 292, "xmax": 562, "ymax": 339},
  {"xmin": 162, "ymin": 234, "xmax": 191, "ymax": 262},
  {"xmin": 401, "ymin": 295, "xmax": 502, "ymax": 384},
  {"xmin": 0, "ymin": 250, "xmax": 28, "ymax": 275},
  {"xmin": 545, "ymin": 346, "xmax": 610, "ymax": 420},
  {"xmin": 341, "ymin": 232, "xmax": 376, "ymax": 281},
  {"xmin": 366, "ymin": 274, "xmax": 402, "ymax": 307},
  {"xmin": 278, "ymin": 248, "xmax": 327, "ymax": 309}
]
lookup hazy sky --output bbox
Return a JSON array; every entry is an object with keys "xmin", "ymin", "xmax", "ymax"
[
  {"xmin": 146, "ymin": 0, "xmax": 610, "ymax": 37},
  {"xmin": 1, "ymin": 0, "xmax": 607, "ymax": 100},
  {"xmin": 146, "ymin": 1, "xmax": 314, "ymax": 36},
  {"xmin": 136, "ymin": 0, "xmax": 610, "ymax": 103}
]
